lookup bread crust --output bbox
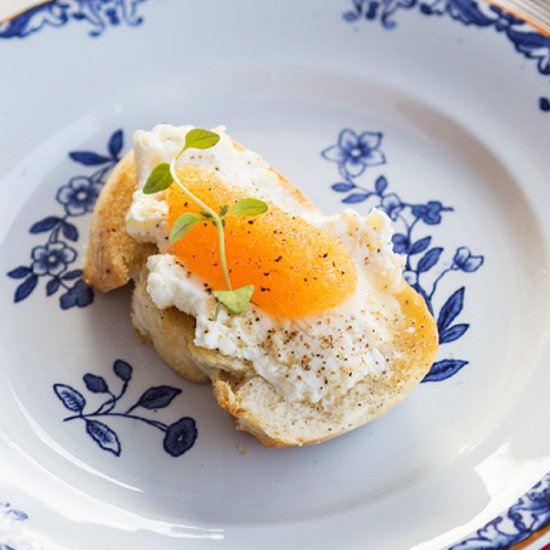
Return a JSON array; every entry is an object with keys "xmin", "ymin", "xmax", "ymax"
[
  {"xmin": 83, "ymin": 152, "xmax": 155, "ymax": 292},
  {"xmin": 84, "ymin": 149, "xmax": 438, "ymax": 447}
]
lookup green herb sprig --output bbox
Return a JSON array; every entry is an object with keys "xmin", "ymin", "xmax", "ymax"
[{"xmin": 143, "ymin": 128, "xmax": 268, "ymax": 315}]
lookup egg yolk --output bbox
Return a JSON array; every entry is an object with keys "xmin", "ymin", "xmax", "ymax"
[{"xmin": 167, "ymin": 165, "xmax": 357, "ymax": 319}]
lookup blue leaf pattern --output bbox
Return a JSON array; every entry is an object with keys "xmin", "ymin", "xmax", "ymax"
[
  {"xmin": 408, "ymin": 236, "xmax": 431, "ymax": 255},
  {"xmin": 417, "ymin": 247, "xmax": 443, "ymax": 273},
  {"xmin": 53, "ymin": 384, "xmax": 86, "ymax": 412},
  {"xmin": 342, "ymin": 192, "xmax": 370, "ymax": 204},
  {"xmin": 108, "ymin": 129, "xmax": 124, "ymax": 159},
  {"xmin": 7, "ymin": 266, "xmax": 31, "ymax": 279},
  {"xmin": 14, "ymin": 275, "xmax": 38, "ymax": 302},
  {"xmin": 86, "ymin": 420, "xmax": 121, "ymax": 456},
  {"xmin": 439, "ymin": 323, "xmax": 469, "ymax": 344},
  {"xmin": 54, "ymin": 359, "xmax": 196, "ymax": 458},
  {"xmin": 61, "ymin": 269, "xmax": 83, "ymax": 281},
  {"xmin": 7, "ymin": 130, "xmax": 123, "ymax": 309},
  {"xmin": 375, "ymin": 175, "xmax": 388, "ymax": 194},
  {"xmin": 332, "ymin": 182, "xmax": 356, "ymax": 192},
  {"xmin": 30, "ymin": 216, "xmax": 60, "ymax": 233},
  {"xmin": 135, "ymin": 386, "xmax": 182, "ymax": 410},
  {"xmin": 83, "ymin": 373, "xmax": 109, "ymax": 393},
  {"xmin": 46, "ymin": 277, "xmax": 60, "ymax": 296},
  {"xmin": 61, "ymin": 220, "xmax": 79, "ymax": 241},
  {"xmin": 68, "ymin": 151, "xmax": 112, "ymax": 166},
  {"xmin": 437, "ymin": 287, "xmax": 465, "ymax": 331},
  {"xmin": 113, "ymin": 359, "xmax": 133, "ymax": 381},
  {"xmin": 423, "ymin": 359, "xmax": 469, "ymax": 382}
]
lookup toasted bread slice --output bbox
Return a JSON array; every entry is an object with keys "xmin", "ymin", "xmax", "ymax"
[
  {"xmin": 84, "ymin": 147, "xmax": 438, "ymax": 447},
  {"xmin": 210, "ymin": 285, "xmax": 436, "ymax": 447}
]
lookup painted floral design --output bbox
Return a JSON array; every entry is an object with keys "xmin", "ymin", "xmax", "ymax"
[
  {"xmin": 321, "ymin": 129, "xmax": 385, "ymax": 178},
  {"xmin": 31, "ymin": 242, "xmax": 77, "ymax": 277},
  {"xmin": 0, "ymin": 0, "xmax": 149, "ymax": 39},
  {"xmin": 323, "ymin": 128, "xmax": 484, "ymax": 382},
  {"xmin": 449, "ymin": 472, "xmax": 550, "ymax": 549},
  {"xmin": 343, "ymin": 0, "xmax": 550, "ymax": 108},
  {"xmin": 56, "ymin": 176, "xmax": 103, "ymax": 216},
  {"xmin": 54, "ymin": 359, "xmax": 197, "ymax": 457},
  {"xmin": 7, "ymin": 129, "xmax": 123, "ymax": 310}
]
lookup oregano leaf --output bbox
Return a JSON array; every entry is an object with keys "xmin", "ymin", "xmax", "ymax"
[
  {"xmin": 169, "ymin": 212, "xmax": 201, "ymax": 243},
  {"xmin": 183, "ymin": 128, "xmax": 220, "ymax": 152},
  {"xmin": 230, "ymin": 198, "xmax": 269, "ymax": 217},
  {"xmin": 143, "ymin": 163, "xmax": 172, "ymax": 194},
  {"xmin": 213, "ymin": 285, "xmax": 254, "ymax": 315}
]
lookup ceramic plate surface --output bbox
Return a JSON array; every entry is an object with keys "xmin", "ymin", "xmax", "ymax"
[{"xmin": 1, "ymin": 1, "xmax": 550, "ymax": 549}]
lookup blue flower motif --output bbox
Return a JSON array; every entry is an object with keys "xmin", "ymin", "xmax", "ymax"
[
  {"xmin": 392, "ymin": 233, "xmax": 409, "ymax": 254},
  {"xmin": 9, "ymin": 129, "xmax": 123, "ymax": 308},
  {"xmin": 381, "ymin": 192, "xmax": 404, "ymax": 220},
  {"xmin": 452, "ymin": 247, "xmax": 484, "ymax": 272},
  {"xmin": 60, "ymin": 279, "xmax": 94, "ymax": 309},
  {"xmin": 31, "ymin": 242, "xmax": 76, "ymax": 276},
  {"xmin": 411, "ymin": 200, "xmax": 446, "ymax": 225},
  {"xmin": 56, "ymin": 176, "xmax": 102, "ymax": 216},
  {"xmin": 163, "ymin": 418, "xmax": 198, "ymax": 457},
  {"xmin": 321, "ymin": 129, "xmax": 385, "ymax": 178}
]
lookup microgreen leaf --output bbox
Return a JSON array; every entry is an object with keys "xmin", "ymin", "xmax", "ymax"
[
  {"xmin": 213, "ymin": 285, "xmax": 254, "ymax": 315},
  {"xmin": 183, "ymin": 128, "xmax": 220, "ymax": 153},
  {"xmin": 230, "ymin": 198, "xmax": 269, "ymax": 217},
  {"xmin": 169, "ymin": 212, "xmax": 201, "ymax": 243},
  {"xmin": 143, "ymin": 163, "xmax": 172, "ymax": 194},
  {"xmin": 199, "ymin": 210, "xmax": 213, "ymax": 219},
  {"xmin": 219, "ymin": 204, "xmax": 229, "ymax": 217}
]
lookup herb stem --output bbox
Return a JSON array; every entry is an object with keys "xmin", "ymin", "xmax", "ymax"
[
  {"xmin": 169, "ymin": 158, "xmax": 232, "ymax": 290},
  {"xmin": 215, "ymin": 218, "xmax": 232, "ymax": 290},
  {"xmin": 169, "ymin": 158, "xmax": 217, "ymax": 217}
]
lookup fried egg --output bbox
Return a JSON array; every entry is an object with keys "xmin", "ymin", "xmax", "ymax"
[{"xmin": 126, "ymin": 125, "xmax": 409, "ymax": 406}]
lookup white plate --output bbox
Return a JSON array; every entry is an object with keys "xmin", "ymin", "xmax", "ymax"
[{"xmin": 1, "ymin": 1, "xmax": 550, "ymax": 549}]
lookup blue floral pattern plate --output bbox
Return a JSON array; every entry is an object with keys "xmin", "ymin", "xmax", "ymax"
[{"xmin": 0, "ymin": 1, "xmax": 549, "ymax": 549}]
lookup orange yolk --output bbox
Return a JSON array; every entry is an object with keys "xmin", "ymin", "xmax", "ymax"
[{"xmin": 167, "ymin": 165, "xmax": 357, "ymax": 319}]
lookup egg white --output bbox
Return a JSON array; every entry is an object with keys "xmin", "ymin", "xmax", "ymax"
[{"xmin": 126, "ymin": 125, "xmax": 407, "ymax": 407}]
